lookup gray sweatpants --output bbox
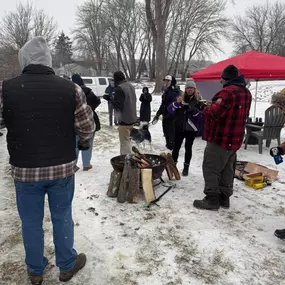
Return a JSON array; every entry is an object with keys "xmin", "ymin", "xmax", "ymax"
[{"xmin": 203, "ymin": 142, "xmax": 237, "ymax": 197}]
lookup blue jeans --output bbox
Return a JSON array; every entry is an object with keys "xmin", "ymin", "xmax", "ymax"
[
  {"xmin": 15, "ymin": 176, "xmax": 77, "ymax": 276},
  {"xmin": 76, "ymin": 133, "xmax": 95, "ymax": 167}
]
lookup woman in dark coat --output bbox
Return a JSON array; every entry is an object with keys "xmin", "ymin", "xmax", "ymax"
[
  {"xmin": 167, "ymin": 79, "xmax": 202, "ymax": 176},
  {"xmin": 139, "ymin": 87, "xmax": 152, "ymax": 122},
  {"xmin": 72, "ymin": 74, "xmax": 101, "ymax": 171}
]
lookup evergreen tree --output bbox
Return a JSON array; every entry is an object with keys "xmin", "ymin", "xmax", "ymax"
[{"xmin": 54, "ymin": 32, "xmax": 73, "ymax": 67}]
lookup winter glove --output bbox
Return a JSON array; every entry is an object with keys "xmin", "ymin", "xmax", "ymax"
[
  {"xmin": 270, "ymin": 147, "xmax": 283, "ymax": 157},
  {"xmin": 78, "ymin": 140, "xmax": 89, "ymax": 151},
  {"xmin": 103, "ymin": 94, "xmax": 111, "ymax": 101},
  {"xmin": 152, "ymin": 115, "xmax": 159, "ymax": 125}
]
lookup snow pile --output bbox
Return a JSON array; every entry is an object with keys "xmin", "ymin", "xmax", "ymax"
[{"xmin": 1, "ymin": 82, "xmax": 285, "ymax": 284}]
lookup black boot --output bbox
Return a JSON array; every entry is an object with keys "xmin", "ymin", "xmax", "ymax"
[
  {"xmin": 193, "ymin": 195, "xmax": 220, "ymax": 211},
  {"xmin": 219, "ymin": 193, "xmax": 230, "ymax": 209},
  {"xmin": 274, "ymin": 229, "xmax": 285, "ymax": 240},
  {"xmin": 182, "ymin": 163, "xmax": 189, "ymax": 176}
]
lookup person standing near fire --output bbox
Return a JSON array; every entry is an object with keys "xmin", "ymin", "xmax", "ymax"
[
  {"xmin": 167, "ymin": 79, "xmax": 202, "ymax": 176},
  {"xmin": 103, "ymin": 71, "xmax": 137, "ymax": 155},
  {"xmin": 193, "ymin": 65, "xmax": 252, "ymax": 211},
  {"xmin": 153, "ymin": 75, "xmax": 180, "ymax": 150}
]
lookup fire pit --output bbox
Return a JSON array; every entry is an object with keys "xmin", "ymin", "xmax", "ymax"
[{"xmin": 110, "ymin": 154, "xmax": 167, "ymax": 180}]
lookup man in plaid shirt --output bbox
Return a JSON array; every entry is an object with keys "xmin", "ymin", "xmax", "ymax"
[
  {"xmin": 194, "ymin": 65, "xmax": 252, "ymax": 211},
  {"xmin": 0, "ymin": 37, "xmax": 95, "ymax": 284}
]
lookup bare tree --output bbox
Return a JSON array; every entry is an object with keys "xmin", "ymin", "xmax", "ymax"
[
  {"xmin": 165, "ymin": 0, "xmax": 228, "ymax": 80},
  {"xmin": 74, "ymin": 0, "xmax": 108, "ymax": 75},
  {"xmin": 0, "ymin": 47, "xmax": 20, "ymax": 80},
  {"xmin": 145, "ymin": 0, "xmax": 172, "ymax": 92},
  {"xmin": 232, "ymin": 1, "xmax": 285, "ymax": 55},
  {"xmin": 75, "ymin": 0, "xmax": 149, "ymax": 79},
  {"xmin": 0, "ymin": 2, "xmax": 57, "ymax": 49}
]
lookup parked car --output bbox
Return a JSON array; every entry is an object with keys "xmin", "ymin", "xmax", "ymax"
[{"xmin": 82, "ymin": 76, "xmax": 113, "ymax": 97}]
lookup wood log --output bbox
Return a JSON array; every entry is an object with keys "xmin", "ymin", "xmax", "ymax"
[
  {"xmin": 126, "ymin": 168, "xmax": 140, "ymax": 203},
  {"xmin": 160, "ymin": 152, "xmax": 174, "ymax": 180},
  {"xmin": 141, "ymin": 169, "xmax": 155, "ymax": 204},
  {"xmin": 166, "ymin": 153, "xmax": 181, "ymax": 180},
  {"xmin": 107, "ymin": 170, "xmax": 122, "ymax": 198},
  {"xmin": 117, "ymin": 155, "xmax": 132, "ymax": 203}
]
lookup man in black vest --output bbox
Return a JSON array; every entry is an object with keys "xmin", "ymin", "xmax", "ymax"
[
  {"xmin": 0, "ymin": 37, "xmax": 95, "ymax": 285},
  {"xmin": 103, "ymin": 71, "xmax": 137, "ymax": 154}
]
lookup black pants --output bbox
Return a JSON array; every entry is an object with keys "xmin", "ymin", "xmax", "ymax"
[
  {"xmin": 162, "ymin": 118, "xmax": 174, "ymax": 149},
  {"xmin": 203, "ymin": 142, "xmax": 237, "ymax": 197},
  {"xmin": 172, "ymin": 131, "xmax": 196, "ymax": 164}
]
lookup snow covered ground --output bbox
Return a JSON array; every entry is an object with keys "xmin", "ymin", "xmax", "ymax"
[{"xmin": 1, "ymin": 81, "xmax": 285, "ymax": 285}]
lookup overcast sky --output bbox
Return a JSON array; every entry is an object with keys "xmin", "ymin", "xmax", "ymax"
[{"xmin": 0, "ymin": 0, "xmax": 273, "ymax": 62}]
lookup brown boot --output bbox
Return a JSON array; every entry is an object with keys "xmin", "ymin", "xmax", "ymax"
[
  {"xmin": 83, "ymin": 164, "xmax": 92, "ymax": 171},
  {"xmin": 28, "ymin": 271, "xmax": 43, "ymax": 285},
  {"xmin": 59, "ymin": 253, "xmax": 87, "ymax": 282}
]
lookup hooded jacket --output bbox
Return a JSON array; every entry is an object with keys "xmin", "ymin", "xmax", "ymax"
[
  {"xmin": 2, "ymin": 37, "xmax": 78, "ymax": 168},
  {"xmin": 139, "ymin": 87, "xmax": 152, "ymax": 122},
  {"xmin": 156, "ymin": 76, "xmax": 180, "ymax": 119}
]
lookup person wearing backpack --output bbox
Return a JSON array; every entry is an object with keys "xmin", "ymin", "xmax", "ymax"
[
  {"xmin": 167, "ymin": 79, "xmax": 202, "ymax": 176},
  {"xmin": 72, "ymin": 74, "xmax": 101, "ymax": 171}
]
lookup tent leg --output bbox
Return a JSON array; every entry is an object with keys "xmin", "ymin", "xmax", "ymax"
[{"xmin": 254, "ymin": 80, "xmax": 258, "ymax": 118}]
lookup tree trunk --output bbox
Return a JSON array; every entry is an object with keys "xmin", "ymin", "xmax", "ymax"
[
  {"xmin": 151, "ymin": 40, "xmax": 156, "ymax": 80},
  {"xmin": 154, "ymin": 23, "xmax": 166, "ymax": 93}
]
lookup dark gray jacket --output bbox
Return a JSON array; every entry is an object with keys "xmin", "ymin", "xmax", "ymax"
[{"xmin": 112, "ymin": 80, "xmax": 137, "ymax": 125}]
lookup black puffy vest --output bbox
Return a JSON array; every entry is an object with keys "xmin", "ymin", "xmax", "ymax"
[{"xmin": 2, "ymin": 65, "xmax": 77, "ymax": 168}]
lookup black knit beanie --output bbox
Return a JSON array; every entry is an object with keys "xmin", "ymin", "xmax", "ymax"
[
  {"xmin": 113, "ymin": 71, "xmax": 126, "ymax": 84},
  {"xmin": 221, "ymin": 65, "xmax": 239, "ymax": 80},
  {"xmin": 72, "ymin": 74, "xmax": 84, "ymax": 86}
]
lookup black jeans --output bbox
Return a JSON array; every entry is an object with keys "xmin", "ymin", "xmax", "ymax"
[
  {"xmin": 162, "ymin": 118, "xmax": 175, "ymax": 149},
  {"xmin": 203, "ymin": 142, "xmax": 237, "ymax": 197},
  {"xmin": 172, "ymin": 131, "xmax": 196, "ymax": 164}
]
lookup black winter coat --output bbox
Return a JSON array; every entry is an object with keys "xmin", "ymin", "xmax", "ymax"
[
  {"xmin": 139, "ymin": 87, "xmax": 152, "ymax": 122},
  {"xmin": 156, "ymin": 87, "xmax": 180, "ymax": 119},
  {"xmin": 81, "ymin": 86, "xmax": 101, "ymax": 131}
]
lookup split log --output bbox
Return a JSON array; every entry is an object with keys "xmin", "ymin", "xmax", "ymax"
[
  {"xmin": 126, "ymin": 168, "xmax": 140, "ymax": 203},
  {"xmin": 166, "ymin": 153, "xmax": 181, "ymax": 180},
  {"xmin": 107, "ymin": 170, "xmax": 122, "ymax": 198},
  {"xmin": 141, "ymin": 168, "xmax": 155, "ymax": 204},
  {"xmin": 160, "ymin": 152, "xmax": 174, "ymax": 180},
  {"xmin": 117, "ymin": 155, "xmax": 132, "ymax": 203}
]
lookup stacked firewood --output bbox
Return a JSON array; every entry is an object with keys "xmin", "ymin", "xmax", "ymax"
[{"xmin": 131, "ymin": 146, "xmax": 152, "ymax": 168}]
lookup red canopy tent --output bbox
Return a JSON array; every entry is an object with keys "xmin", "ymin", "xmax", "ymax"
[
  {"xmin": 191, "ymin": 50, "xmax": 285, "ymax": 81},
  {"xmin": 191, "ymin": 51, "xmax": 285, "ymax": 117}
]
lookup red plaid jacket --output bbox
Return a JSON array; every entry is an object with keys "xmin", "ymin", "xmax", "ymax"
[{"xmin": 203, "ymin": 76, "xmax": 252, "ymax": 151}]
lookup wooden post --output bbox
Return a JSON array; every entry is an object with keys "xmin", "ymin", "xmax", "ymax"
[
  {"xmin": 126, "ymin": 168, "xmax": 140, "ymax": 203},
  {"xmin": 117, "ymin": 156, "xmax": 132, "ymax": 203},
  {"xmin": 107, "ymin": 171, "xmax": 122, "ymax": 198}
]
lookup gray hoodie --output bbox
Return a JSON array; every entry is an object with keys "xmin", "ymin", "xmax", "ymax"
[{"xmin": 18, "ymin": 36, "xmax": 52, "ymax": 70}]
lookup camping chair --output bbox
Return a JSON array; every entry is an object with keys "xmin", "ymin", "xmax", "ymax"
[{"xmin": 244, "ymin": 105, "xmax": 285, "ymax": 154}]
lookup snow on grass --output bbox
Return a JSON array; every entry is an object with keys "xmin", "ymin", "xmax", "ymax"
[{"xmin": 1, "ymin": 81, "xmax": 285, "ymax": 284}]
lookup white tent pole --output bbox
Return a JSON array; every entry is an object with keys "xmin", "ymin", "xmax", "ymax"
[{"xmin": 254, "ymin": 80, "xmax": 258, "ymax": 118}]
